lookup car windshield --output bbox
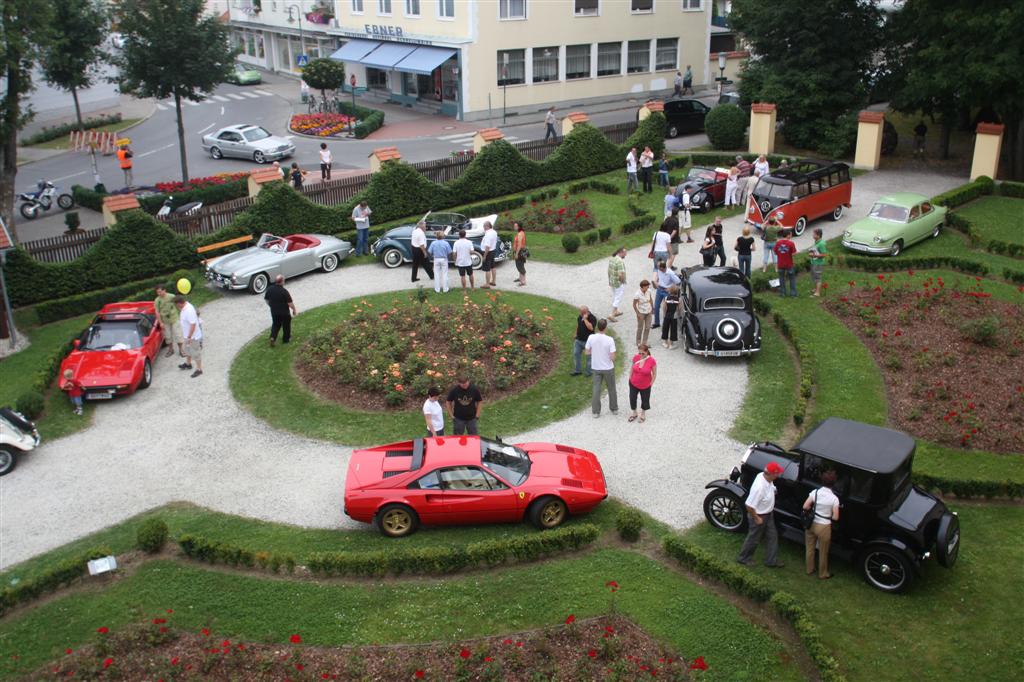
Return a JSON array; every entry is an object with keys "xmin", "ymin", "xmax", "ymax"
[
  {"xmin": 80, "ymin": 322, "xmax": 142, "ymax": 350},
  {"xmin": 257, "ymin": 233, "xmax": 288, "ymax": 251},
  {"xmin": 687, "ymin": 168, "xmax": 716, "ymax": 183},
  {"xmin": 480, "ymin": 438, "xmax": 530, "ymax": 486},
  {"xmin": 235, "ymin": 64, "xmax": 249, "ymax": 73},
  {"xmin": 757, "ymin": 182, "xmax": 793, "ymax": 200},
  {"xmin": 243, "ymin": 127, "xmax": 272, "ymax": 142},
  {"xmin": 868, "ymin": 202, "xmax": 909, "ymax": 222}
]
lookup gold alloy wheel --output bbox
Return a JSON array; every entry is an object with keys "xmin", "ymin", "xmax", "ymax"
[
  {"xmin": 381, "ymin": 508, "xmax": 413, "ymax": 536},
  {"xmin": 540, "ymin": 499, "xmax": 566, "ymax": 527}
]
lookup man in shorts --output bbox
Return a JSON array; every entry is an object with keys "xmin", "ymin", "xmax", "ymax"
[
  {"xmin": 154, "ymin": 283, "xmax": 183, "ymax": 358},
  {"xmin": 809, "ymin": 227, "xmax": 828, "ymax": 297},
  {"xmin": 480, "ymin": 221, "xmax": 498, "ymax": 288},
  {"xmin": 452, "ymin": 229, "xmax": 476, "ymax": 290},
  {"xmin": 175, "ymin": 295, "xmax": 203, "ymax": 378}
]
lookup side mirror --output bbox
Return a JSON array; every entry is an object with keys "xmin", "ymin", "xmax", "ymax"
[{"xmin": 73, "ymin": 339, "xmax": 80, "ymax": 349}]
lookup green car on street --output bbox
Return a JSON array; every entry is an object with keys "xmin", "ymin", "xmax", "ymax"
[
  {"xmin": 225, "ymin": 63, "xmax": 262, "ymax": 85},
  {"xmin": 842, "ymin": 192, "xmax": 947, "ymax": 256}
]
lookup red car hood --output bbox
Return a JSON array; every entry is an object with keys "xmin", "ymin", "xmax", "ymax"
[
  {"xmin": 521, "ymin": 442, "xmax": 606, "ymax": 493},
  {"xmin": 61, "ymin": 349, "xmax": 142, "ymax": 387}
]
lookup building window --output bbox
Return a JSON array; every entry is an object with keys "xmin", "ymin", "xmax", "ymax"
[
  {"xmin": 351, "ymin": 0, "xmax": 364, "ymax": 12},
  {"xmin": 532, "ymin": 46, "xmax": 558, "ymax": 83},
  {"xmin": 655, "ymin": 37, "xmax": 677, "ymax": 70},
  {"xmin": 682, "ymin": 0, "xmax": 702, "ymax": 9},
  {"xmin": 631, "ymin": 0, "xmax": 654, "ymax": 13},
  {"xmin": 405, "ymin": 0, "xmax": 419, "ymax": 15},
  {"xmin": 597, "ymin": 42, "xmax": 621, "ymax": 77},
  {"xmin": 499, "ymin": 0, "xmax": 526, "ymax": 20},
  {"xmin": 566, "ymin": 44, "xmax": 591, "ymax": 79},
  {"xmin": 378, "ymin": 0, "xmax": 392, "ymax": 15},
  {"xmin": 497, "ymin": 49, "xmax": 526, "ymax": 86},
  {"xmin": 574, "ymin": 0, "xmax": 599, "ymax": 15},
  {"xmin": 437, "ymin": 0, "xmax": 454, "ymax": 18},
  {"xmin": 627, "ymin": 40, "xmax": 650, "ymax": 73}
]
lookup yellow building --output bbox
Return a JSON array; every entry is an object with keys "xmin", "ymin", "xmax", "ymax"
[{"xmin": 227, "ymin": 0, "xmax": 715, "ymax": 120}]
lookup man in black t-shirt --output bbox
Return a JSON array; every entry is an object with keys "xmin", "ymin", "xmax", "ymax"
[
  {"xmin": 446, "ymin": 377, "xmax": 483, "ymax": 435},
  {"xmin": 712, "ymin": 216, "xmax": 726, "ymax": 266},
  {"xmin": 264, "ymin": 275, "xmax": 297, "ymax": 346},
  {"xmin": 572, "ymin": 305, "xmax": 597, "ymax": 377}
]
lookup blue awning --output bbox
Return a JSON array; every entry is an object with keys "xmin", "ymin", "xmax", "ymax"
[
  {"xmin": 359, "ymin": 42, "xmax": 419, "ymax": 69},
  {"xmin": 395, "ymin": 46, "xmax": 457, "ymax": 75},
  {"xmin": 329, "ymin": 39, "xmax": 381, "ymax": 62}
]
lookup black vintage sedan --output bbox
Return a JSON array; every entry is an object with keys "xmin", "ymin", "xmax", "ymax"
[
  {"xmin": 679, "ymin": 266, "xmax": 761, "ymax": 357},
  {"xmin": 371, "ymin": 212, "xmax": 509, "ymax": 270},
  {"xmin": 703, "ymin": 418, "xmax": 960, "ymax": 593}
]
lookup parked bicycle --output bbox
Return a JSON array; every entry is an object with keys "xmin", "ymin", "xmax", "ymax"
[{"xmin": 307, "ymin": 93, "xmax": 319, "ymax": 114}]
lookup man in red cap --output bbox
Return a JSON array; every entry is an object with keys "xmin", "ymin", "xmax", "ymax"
[{"xmin": 737, "ymin": 461, "xmax": 786, "ymax": 567}]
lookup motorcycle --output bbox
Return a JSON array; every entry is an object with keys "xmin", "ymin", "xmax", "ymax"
[
  {"xmin": 18, "ymin": 180, "xmax": 74, "ymax": 220},
  {"xmin": 0, "ymin": 406, "xmax": 40, "ymax": 476},
  {"xmin": 156, "ymin": 196, "xmax": 204, "ymax": 219}
]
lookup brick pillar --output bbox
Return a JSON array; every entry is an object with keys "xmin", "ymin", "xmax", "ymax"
[
  {"xmin": 101, "ymin": 194, "xmax": 140, "ymax": 227},
  {"xmin": 369, "ymin": 147, "xmax": 401, "ymax": 173},
  {"xmin": 970, "ymin": 123, "xmax": 1005, "ymax": 181},
  {"xmin": 748, "ymin": 103, "xmax": 777, "ymax": 155},
  {"xmin": 561, "ymin": 111, "xmax": 590, "ymax": 137},
  {"xmin": 854, "ymin": 111, "xmax": 885, "ymax": 171},
  {"xmin": 473, "ymin": 128, "xmax": 504, "ymax": 153},
  {"xmin": 248, "ymin": 168, "xmax": 286, "ymax": 197},
  {"xmin": 637, "ymin": 100, "xmax": 664, "ymax": 122}
]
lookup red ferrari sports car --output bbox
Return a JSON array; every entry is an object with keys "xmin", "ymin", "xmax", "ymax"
[
  {"xmin": 59, "ymin": 302, "xmax": 164, "ymax": 401},
  {"xmin": 344, "ymin": 436, "xmax": 607, "ymax": 538}
]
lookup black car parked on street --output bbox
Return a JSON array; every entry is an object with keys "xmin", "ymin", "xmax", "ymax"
[
  {"xmin": 663, "ymin": 98, "xmax": 710, "ymax": 138},
  {"xmin": 703, "ymin": 418, "xmax": 960, "ymax": 593}
]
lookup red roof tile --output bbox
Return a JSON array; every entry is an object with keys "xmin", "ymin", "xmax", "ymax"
[{"xmin": 102, "ymin": 194, "xmax": 141, "ymax": 212}]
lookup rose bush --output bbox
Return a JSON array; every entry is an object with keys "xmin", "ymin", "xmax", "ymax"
[
  {"xmin": 289, "ymin": 113, "xmax": 357, "ymax": 137},
  {"xmin": 153, "ymin": 172, "xmax": 248, "ymax": 195},
  {"xmin": 503, "ymin": 196, "xmax": 597, "ymax": 233}
]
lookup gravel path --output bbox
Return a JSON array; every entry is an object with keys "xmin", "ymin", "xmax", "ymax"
[{"xmin": 0, "ymin": 168, "xmax": 964, "ymax": 570}]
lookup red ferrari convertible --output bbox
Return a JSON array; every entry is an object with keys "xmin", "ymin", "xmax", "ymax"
[
  {"xmin": 344, "ymin": 436, "xmax": 607, "ymax": 537},
  {"xmin": 59, "ymin": 302, "xmax": 164, "ymax": 401}
]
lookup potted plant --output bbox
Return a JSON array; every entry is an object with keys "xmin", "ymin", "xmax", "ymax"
[{"xmin": 64, "ymin": 211, "xmax": 81, "ymax": 233}]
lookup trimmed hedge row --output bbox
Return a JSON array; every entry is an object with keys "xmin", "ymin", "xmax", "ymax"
[
  {"xmin": 34, "ymin": 269, "xmax": 195, "ymax": 325},
  {"xmin": 912, "ymin": 471, "xmax": 1024, "ymax": 500},
  {"xmin": 0, "ymin": 547, "xmax": 112, "ymax": 618},
  {"xmin": 829, "ymin": 253, "xmax": 990, "ymax": 276},
  {"xmin": 307, "ymin": 524, "xmax": 600, "ymax": 577},
  {"xmin": 753, "ymin": 295, "xmax": 815, "ymax": 427},
  {"xmin": 335, "ymin": 101, "xmax": 386, "ymax": 139},
  {"xmin": 177, "ymin": 535, "xmax": 297, "ymax": 573},
  {"xmin": 72, "ymin": 177, "xmax": 250, "ymax": 214},
  {"xmin": 932, "ymin": 176, "xmax": 995, "ymax": 209},
  {"xmin": 662, "ymin": 536, "xmax": 844, "ymax": 682},
  {"xmin": 20, "ymin": 113, "xmax": 122, "ymax": 146},
  {"xmin": 999, "ymin": 180, "xmax": 1024, "ymax": 198}
]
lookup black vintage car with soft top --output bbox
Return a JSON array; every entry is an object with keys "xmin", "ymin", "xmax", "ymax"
[
  {"xmin": 703, "ymin": 418, "xmax": 960, "ymax": 593},
  {"xmin": 680, "ymin": 266, "xmax": 761, "ymax": 357}
]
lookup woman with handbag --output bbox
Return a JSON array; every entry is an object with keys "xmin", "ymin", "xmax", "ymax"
[
  {"xmin": 802, "ymin": 470, "xmax": 841, "ymax": 579},
  {"xmin": 512, "ymin": 222, "xmax": 528, "ymax": 286},
  {"xmin": 700, "ymin": 226, "xmax": 717, "ymax": 267}
]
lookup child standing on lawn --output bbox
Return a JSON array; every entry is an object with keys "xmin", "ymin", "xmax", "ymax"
[{"xmin": 61, "ymin": 369, "xmax": 84, "ymax": 415}]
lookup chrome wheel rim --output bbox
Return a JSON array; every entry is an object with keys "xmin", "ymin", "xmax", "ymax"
[
  {"xmin": 252, "ymin": 275, "xmax": 268, "ymax": 293},
  {"xmin": 323, "ymin": 255, "xmax": 338, "ymax": 271},
  {"xmin": 865, "ymin": 551, "xmax": 906, "ymax": 590},
  {"xmin": 0, "ymin": 451, "xmax": 12, "ymax": 472},
  {"xmin": 382, "ymin": 250, "xmax": 403, "ymax": 268}
]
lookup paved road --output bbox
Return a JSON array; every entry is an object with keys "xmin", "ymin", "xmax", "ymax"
[{"xmin": 0, "ymin": 167, "xmax": 965, "ymax": 570}]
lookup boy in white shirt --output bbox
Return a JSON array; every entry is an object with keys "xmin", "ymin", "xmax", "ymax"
[
  {"xmin": 319, "ymin": 143, "xmax": 332, "ymax": 181},
  {"xmin": 452, "ymin": 229, "xmax": 476, "ymax": 290},
  {"xmin": 423, "ymin": 387, "xmax": 445, "ymax": 437}
]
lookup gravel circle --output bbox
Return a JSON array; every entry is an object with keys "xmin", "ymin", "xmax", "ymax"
[{"xmin": 0, "ymin": 169, "xmax": 964, "ymax": 569}]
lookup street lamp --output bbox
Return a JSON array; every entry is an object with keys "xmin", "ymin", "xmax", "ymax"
[
  {"xmin": 286, "ymin": 4, "xmax": 305, "ymax": 68},
  {"xmin": 716, "ymin": 52, "xmax": 727, "ymax": 96}
]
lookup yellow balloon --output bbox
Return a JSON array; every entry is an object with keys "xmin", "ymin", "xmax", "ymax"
[{"xmin": 176, "ymin": 278, "xmax": 192, "ymax": 295}]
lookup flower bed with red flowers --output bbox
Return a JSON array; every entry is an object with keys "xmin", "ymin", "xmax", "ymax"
[
  {"xmin": 826, "ymin": 271, "xmax": 1024, "ymax": 452},
  {"xmin": 289, "ymin": 113, "xmax": 357, "ymax": 137},
  {"xmin": 153, "ymin": 172, "xmax": 248, "ymax": 195},
  {"xmin": 43, "ymin": 616, "xmax": 705, "ymax": 680},
  {"xmin": 296, "ymin": 294, "xmax": 558, "ymax": 409},
  {"xmin": 504, "ymin": 196, "xmax": 598, "ymax": 233}
]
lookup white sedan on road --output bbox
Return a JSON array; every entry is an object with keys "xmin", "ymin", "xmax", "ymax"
[{"xmin": 200, "ymin": 124, "xmax": 295, "ymax": 164}]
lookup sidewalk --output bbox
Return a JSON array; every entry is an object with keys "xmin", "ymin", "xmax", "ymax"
[{"xmin": 18, "ymin": 94, "xmax": 156, "ymax": 141}]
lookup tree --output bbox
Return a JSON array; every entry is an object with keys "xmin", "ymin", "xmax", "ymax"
[
  {"xmin": 886, "ymin": 0, "xmax": 1024, "ymax": 177},
  {"xmin": 38, "ymin": 0, "xmax": 108, "ymax": 129},
  {"xmin": 114, "ymin": 0, "xmax": 235, "ymax": 182},
  {"xmin": 729, "ymin": 0, "xmax": 883, "ymax": 152},
  {"xmin": 302, "ymin": 57, "xmax": 346, "ymax": 102}
]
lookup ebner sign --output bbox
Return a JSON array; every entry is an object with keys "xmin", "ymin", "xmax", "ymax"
[{"xmin": 365, "ymin": 24, "xmax": 403, "ymax": 37}]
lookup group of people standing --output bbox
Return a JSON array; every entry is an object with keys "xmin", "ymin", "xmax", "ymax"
[{"xmin": 407, "ymin": 220, "xmax": 518, "ymax": 293}]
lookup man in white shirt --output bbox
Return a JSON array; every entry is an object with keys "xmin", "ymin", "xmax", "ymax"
[
  {"xmin": 651, "ymin": 228, "xmax": 672, "ymax": 272},
  {"xmin": 351, "ymin": 201, "xmax": 372, "ymax": 257},
  {"xmin": 479, "ymin": 221, "xmax": 499, "ymax": 289},
  {"xmin": 737, "ymin": 461, "xmax": 785, "ymax": 567},
  {"xmin": 544, "ymin": 106, "xmax": 558, "ymax": 143},
  {"xmin": 452, "ymin": 229, "xmax": 476, "ymax": 290},
  {"xmin": 584, "ymin": 319, "xmax": 618, "ymax": 417},
  {"xmin": 679, "ymin": 189, "xmax": 694, "ymax": 242},
  {"xmin": 423, "ymin": 386, "xmax": 444, "ymax": 437},
  {"xmin": 625, "ymin": 148, "xmax": 638, "ymax": 194},
  {"xmin": 319, "ymin": 142, "xmax": 332, "ymax": 181},
  {"xmin": 410, "ymin": 221, "xmax": 433, "ymax": 283},
  {"xmin": 174, "ymin": 296, "xmax": 203, "ymax": 378},
  {"xmin": 652, "ymin": 261, "xmax": 681, "ymax": 328}
]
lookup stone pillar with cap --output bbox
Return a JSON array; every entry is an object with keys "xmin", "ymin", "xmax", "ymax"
[
  {"xmin": 369, "ymin": 146, "xmax": 402, "ymax": 173},
  {"xmin": 637, "ymin": 100, "xmax": 664, "ymax": 122},
  {"xmin": 248, "ymin": 167, "xmax": 287, "ymax": 198},
  {"xmin": 969, "ymin": 123, "xmax": 1005, "ymax": 181},
  {"xmin": 561, "ymin": 112, "xmax": 590, "ymax": 137},
  {"xmin": 748, "ymin": 103, "xmax": 777, "ymax": 155},
  {"xmin": 854, "ymin": 110, "xmax": 885, "ymax": 170},
  {"xmin": 473, "ymin": 128, "xmax": 504, "ymax": 153},
  {"xmin": 101, "ymin": 194, "xmax": 141, "ymax": 227}
]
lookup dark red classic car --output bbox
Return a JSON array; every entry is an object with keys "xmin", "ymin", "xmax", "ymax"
[
  {"xmin": 344, "ymin": 436, "xmax": 607, "ymax": 537},
  {"xmin": 679, "ymin": 166, "xmax": 730, "ymax": 212},
  {"xmin": 59, "ymin": 302, "xmax": 164, "ymax": 401}
]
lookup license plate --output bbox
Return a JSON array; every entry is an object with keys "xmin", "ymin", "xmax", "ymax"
[
  {"xmin": 715, "ymin": 350, "xmax": 742, "ymax": 357},
  {"xmin": 86, "ymin": 393, "xmax": 113, "ymax": 400}
]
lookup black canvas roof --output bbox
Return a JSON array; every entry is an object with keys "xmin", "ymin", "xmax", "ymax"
[
  {"xmin": 793, "ymin": 418, "xmax": 915, "ymax": 474},
  {"xmin": 684, "ymin": 266, "xmax": 751, "ymax": 299}
]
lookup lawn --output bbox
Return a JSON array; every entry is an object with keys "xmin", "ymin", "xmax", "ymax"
[
  {"xmin": 682, "ymin": 503, "xmax": 1024, "ymax": 682},
  {"xmin": 956, "ymin": 195, "xmax": 1024, "ymax": 245},
  {"xmin": 26, "ymin": 119, "xmax": 143, "ymax": 151},
  {"xmin": 729, "ymin": 321, "xmax": 797, "ymax": 445}
]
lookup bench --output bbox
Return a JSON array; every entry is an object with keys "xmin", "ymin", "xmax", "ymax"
[{"xmin": 196, "ymin": 235, "xmax": 253, "ymax": 263}]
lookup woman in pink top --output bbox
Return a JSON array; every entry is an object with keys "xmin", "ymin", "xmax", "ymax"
[{"xmin": 627, "ymin": 344, "xmax": 657, "ymax": 423}]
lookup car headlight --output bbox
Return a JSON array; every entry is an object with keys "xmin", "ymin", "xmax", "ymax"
[
  {"xmin": 843, "ymin": 230, "xmax": 851, "ymax": 238},
  {"xmin": 776, "ymin": 211, "xmax": 785, "ymax": 220},
  {"xmin": 873, "ymin": 235, "xmax": 883, "ymax": 244}
]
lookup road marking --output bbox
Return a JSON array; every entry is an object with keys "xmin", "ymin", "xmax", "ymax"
[
  {"xmin": 155, "ymin": 103, "xmax": 167, "ymax": 111},
  {"xmin": 184, "ymin": 99, "xmax": 202, "ymax": 107},
  {"xmin": 136, "ymin": 143, "xmax": 175, "ymax": 159},
  {"xmin": 437, "ymin": 131, "xmax": 475, "ymax": 140},
  {"xmin": 226, "ymin": 93, "xmax": 245, "ymax": 101},
  {"xmin": 254, "ymin": 90, "xmax": 273, "ymax": 96},
  {"xmin": 220, "ymin": 106, "xmax": 225, "ymax": 116},
  {"xmin": 456, "ymin": 135, "xmax": 519, "ymax": 147},
  {"xmin": 211, "ymin": 95, "xmax": 229, "ymax": 102},
  {"xmin": 197, "ymin": 122, "xmax": 215, "ymax": 134},
  {"xmin": 52, "ymin": 171, "xmax": 86, "ymax": 182},
  {"xmin": 240, "ymin": 92, "xmax": 260, "ymax": 99}
]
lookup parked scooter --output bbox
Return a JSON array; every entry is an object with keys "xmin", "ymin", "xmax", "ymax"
[
  {"xmin": 0, "ymin": 406, "xmax": 41, "ymax": 476},
  {"xmin": 18, "ymin": 180, "xmax": 74, "ymax": 220},
  {"xmin": 156, "ymin": 196, "xmax": 204, "ymax": 219}
]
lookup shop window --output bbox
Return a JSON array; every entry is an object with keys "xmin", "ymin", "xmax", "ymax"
[
  {"xmin": 597, "ymin": 42, "xmax": 621, "ymax": 77},
  {"xmin": 631, "ymin": 0, "xmax": 654, "ymax": 13},
  {"xmin": 405, "ymin": 0, "xmax": 419, "ymax": 15},
  {"xmin": 566, "ymin": 44, "xmax": 591, "ymax": 80},
  {"xmin": 574, "ymin": 0, "xmax": 599, "ymax": 15},
  {"xmin": 682, "ymin": 0, "xmax": 702, "ymax": 9},
  {"xmin": 532, "ymin": 47, "xmax": 558, "ymax": 83},
  {"xmin": 627, "ymin": 40, "xmax": 650, "ymax": 73},
  {"xmin": 247, "ymin": 34, "xmax": 256, "ymax": 56},
  {"xmin": 351, "ymin": 0, "xmax": 364, "ymax": 12},
  {"xmin": 437, "ymin": 0, "xmax": 454, "ymax": 18},
  {"xmin": 497, "ymin": 49, "xmax": 525, "ymax": 86},
  {"xmin": 655, "ymin": 37, "xmax": 677, "ymax": 70},
  {"xmin": 499, "ymin": 0, "xmax": 526, "ymax": 20},
  {"xmin": 378, "ymin": 0, "xmax": 392, "ymax": 15}
]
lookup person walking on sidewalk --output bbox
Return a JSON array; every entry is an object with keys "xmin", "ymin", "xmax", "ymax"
[
  {"xmin": 673, "ymin": 71, "xmax": 683, "ymax": 98},
  {"xmin": 607, "ymin": 247, "xmax": 627, "ymax": 322},
  {"xmin": 319, "ymin": 143, "xmax": 332, "ymax": 181},
  {"xmin": 572, "ymin": 305, "xmax": 597, "ymax": 377},
  {"xmin": 428, "ymin": 230, "xmax": 452, "ymax": 293},
  {"xmin": 737, "ymin": 461, "xmax": 786, "ymax": 568},
  {"xmin": 410, "ymin": 220, "xmax": 434, "ymax": 283},
  {"xmin": 116, "ymin": 142, "xmax": 134, "ymax": 188},
  {"xmin": 265, "ymin": 275, "xmax": 296, "ymax": 346},
  {"xmin": 682, "ymin": 65, "xmax": 694, "ymax": 95},
  {"xmin": 290, "ymin": 162, "xmax": 307, "ymax": 190},
  {"xmin": 585, "ymin": 319, "xmax": 618, "ymax": 418},
  {"xmin": 352, "ymin": 200, "xmax": 372, "ymax": 257},
  {"xmin": 512, "ymin": 221, "xmax": 527, "ymax": 286},
  {"xmin": 544, "ymin": 106, "xmax": 558, "ymax": 143}
]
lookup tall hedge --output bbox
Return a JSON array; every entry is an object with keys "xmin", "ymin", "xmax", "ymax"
[
  {"xmin": 5, "ymin": 211, "xmax": 198, "ymax": 306},
  {"xmin": 447, "ymin": 140, "xmax": 544, "ymax": 202},
  {"xmin": 704, "ymin": 104, "xmax": 748, "ymax": 150},
  {"xmin": 543, "ymin": 123, "xmax": 622, "ymax": 181},
  {"xmin": 622, "ymin": 111, "xmax": 667, "ymax": 159},
  {"xmin": 229, "ymin": 181, "xmax": 343, "ymax": 238}
]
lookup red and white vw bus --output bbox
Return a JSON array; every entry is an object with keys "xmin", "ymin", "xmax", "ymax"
[{"xmin": 746, "ymin": 160, "xmax": 852, "ymax": 236}]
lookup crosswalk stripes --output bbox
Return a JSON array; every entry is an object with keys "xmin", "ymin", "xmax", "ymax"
[
  {"xmin": 184, "ymin": 99, "xmax": 201, "ymax": 107},
  {"xmin": 240, "ymin": 92, "xmax": 260, "ymax": 99},
  {"xmin": 153, "ymin": 90, "xmax": 276, "ymax": 111},
  {"xmin": 211, "ymin": 95, "xmax": 229, "ymax": 102},
  {"xmin": 225, "ymin": 93, "xmax": 246, "ymax": 101},
  {"xmin": 253, "ymin": 90, "xmax": 273, "ymax": 97},
  {"xmin": 437, "ymin": 131, "xmax": 522, "ymax": 147}
]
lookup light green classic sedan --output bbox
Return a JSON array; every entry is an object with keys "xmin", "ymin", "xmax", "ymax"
[
  {"xmin": 225, "ymin": 63, "xmax": 262, "ymax": 85},
  {"xmin": 842, "ymin": 192, "xmax": 947, "ymax": 256}
]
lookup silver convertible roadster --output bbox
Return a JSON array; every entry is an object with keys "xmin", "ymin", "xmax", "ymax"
[{"xmin": 205, "ymin": 233, "xmax": 352, "ymax": 294}]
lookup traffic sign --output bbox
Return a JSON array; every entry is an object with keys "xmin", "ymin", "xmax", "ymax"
[{"xmin": 296, "ymin": 54, "xmax": 309, "ymax": 67}]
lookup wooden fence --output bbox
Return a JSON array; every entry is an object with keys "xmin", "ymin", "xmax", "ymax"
[{"xmin": 18, "ymin": 120, "xmax": 640, "ymax": 263}]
